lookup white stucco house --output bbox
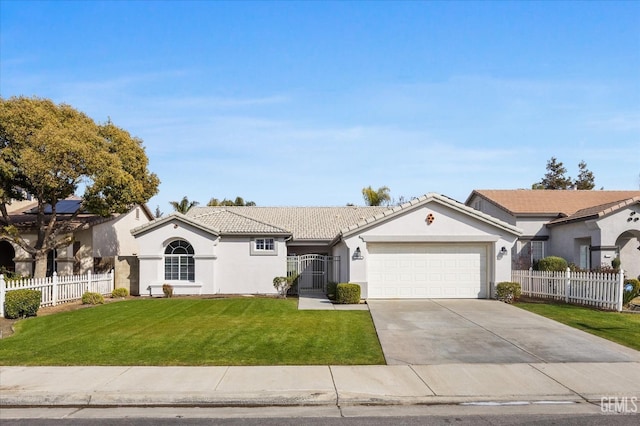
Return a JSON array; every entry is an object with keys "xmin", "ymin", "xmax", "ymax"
[
  {"xmin": 465, "ymin": 190, "xmax": 640, "ymax": 279},
  {"xmin": 0, "ymin": 197, "xmax": 153, "ymax": 291},
  {"xmin": 131, "ymin": 193, "xmax": 522, "ymax": 299}
]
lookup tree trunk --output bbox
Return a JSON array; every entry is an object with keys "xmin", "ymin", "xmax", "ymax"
[{"xmin": 33, "ymin": 250, "xmax": 48, "ymax": 278}]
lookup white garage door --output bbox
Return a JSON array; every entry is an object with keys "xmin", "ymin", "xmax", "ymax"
[{"xmin": 367, "ymin": 243, "xmax": 488, "ymax": 299}]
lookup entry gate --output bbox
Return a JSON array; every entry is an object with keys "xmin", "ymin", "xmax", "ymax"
[{"xmin": 287, "ymin": 254, "xmax": 340, "ymax": 294}]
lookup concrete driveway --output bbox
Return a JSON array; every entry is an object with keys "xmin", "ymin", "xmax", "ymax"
[{"xmin": 367, "ymin": 299, "xmax": 640, "ymax": 365}]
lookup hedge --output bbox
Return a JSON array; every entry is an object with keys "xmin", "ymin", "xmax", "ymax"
[
  {"xmin": 82, "ymin": 292, "xmax": 104, "ymax": 305},
  {"xmin": 623, "ymin": 278, "xmax": 640, "ymax": 306},
  {"xmin": 536, "ymin": 256, "xmax": 568, "ymax": 272},
  {"xmin": 326, "ymin": 282, "xmax": 338, "ymax": 300},
  {"xmin": 4, "ymin": 289, "xmax": 42, "ymax": 319},
  {"xmin": 112, "ymin": 287, "xmax": 129, "ymax": 298},
  {"xmin": 495, "ymin": 281, "xmax": 521, "ymax": 304},
  {"xmin": 336, "ymin": 283, "xmax": 361, "ymax": 304}
]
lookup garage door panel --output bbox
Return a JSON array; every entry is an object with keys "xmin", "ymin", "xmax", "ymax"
[
  {"xmin": 444, "ymin": 272, "xmax": 457, "ymax": 282},
  {"xmin": 367, "ymin": 243, "xmax": 487, "ymax": 299}
]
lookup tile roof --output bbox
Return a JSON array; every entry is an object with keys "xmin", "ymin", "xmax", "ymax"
[
  {"xmin": 468, "ymin": 190, "xmax": 640, "ymax": 216},
  {"xmin": 186, "ymin": 206, "xmax": 391, "ymax": 240},
  {"xmin": 130, "ymin": 212, "xmax": 219, "ymax": 236},
  {"xmin": 184, "ymin": 193, "xmax": 522, "ymax": 240},
  {"xmin": 548, "ymin": 196, "xmax": 640, "ymax": 225},
  {"xmin": 188, "ymin": 209, "xmax": 290, "ymax": 235}
]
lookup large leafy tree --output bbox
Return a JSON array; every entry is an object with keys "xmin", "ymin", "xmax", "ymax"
[
  {"xmin": 0, "ymin": 96, "xmax": 159, "ymax": 277},
  {"xmin": 169, "ymin": 196, "xmax": 199, "ymax": 214},
  {"xmin": 362, "ymin": 185, "xmax": 391, "ymax": 206}
]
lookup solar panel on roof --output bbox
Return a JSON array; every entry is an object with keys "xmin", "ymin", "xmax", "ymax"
[{"xmin": 25, "ymin": 200, "xmax": 83, "ymax": 214}]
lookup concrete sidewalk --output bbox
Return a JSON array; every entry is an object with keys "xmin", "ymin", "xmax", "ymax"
[{"xmin": 1, "ymin": 362, "xmax": 639, "ymax": 407}]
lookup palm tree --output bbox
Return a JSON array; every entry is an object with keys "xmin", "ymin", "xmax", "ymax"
[
  {"xmin": 169, "ymin": 196, "xmax": 199, "ymax": 214},
  {"xmin": 362, "ymin": 186, "xmax": 391, "ymax": 206}
]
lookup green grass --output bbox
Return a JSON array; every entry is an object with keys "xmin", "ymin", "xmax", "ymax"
[
  {"xmin": 515, "ymin": 302, "xmax": 640, "ymax": 351},
  {"xmin": 0, "ymin": 298, "xmax": 385, "ymax": 366}
]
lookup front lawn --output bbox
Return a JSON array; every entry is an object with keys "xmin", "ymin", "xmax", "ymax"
[
  {"xmin": 0, "ymin": 298, "xmax": 385, "ymax": 366},
  {"xmin": 515, "ymin": 302, "xmax": 640, "ymax": 351}
]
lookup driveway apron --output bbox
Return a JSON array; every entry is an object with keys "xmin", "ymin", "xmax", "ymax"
[{"xmin": 367, "ymin": 299, "xmax": 640, "ymax": 365}]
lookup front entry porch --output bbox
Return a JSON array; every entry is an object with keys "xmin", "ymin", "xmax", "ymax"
[{"xmin": 287, "ymin": 254, "xmax": 340, "ymax": 294}]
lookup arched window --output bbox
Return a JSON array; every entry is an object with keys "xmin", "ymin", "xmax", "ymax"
[{"xmin": 164, "ymin": 240, "xmax": 194, "ymax": 281}]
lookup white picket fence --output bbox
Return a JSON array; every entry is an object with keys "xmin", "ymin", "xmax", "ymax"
[
  {"xmin": 0, "ymin": 270, "xmax": 114, "ymax": 317},
  {"xmin": 512, "ymin": 268, "xmax": 624, "ymax": 311}
]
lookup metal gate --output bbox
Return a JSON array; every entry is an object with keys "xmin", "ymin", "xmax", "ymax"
[{"xmin": 287, "ymin": 254, "xmax": 340, "ymax": 294}]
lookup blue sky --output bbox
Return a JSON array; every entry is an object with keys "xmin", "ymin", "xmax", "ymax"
[{"xmin": 1, "ymin": 1, "xmax": 639, "ymax": 211}]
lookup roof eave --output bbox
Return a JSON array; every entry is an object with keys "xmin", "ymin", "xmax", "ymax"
[
  {"xmin": 131, "ymin": 212, "xmax": 221, "ymax": 237},
  {"xmin": 546, "ymin": 214, "xmax": 599, "ymax": 227},
  {"xmin": 465, "ymin": 190, "xmax": 517, "ymax": 217},
  {"xmin": 287, "ymin": 239, "xmax": 333, "ymax": 246},
  {"xmin": 219, "ymin": 232, "xmax": 292, "ymax": 238},
  {"xmin": 341, "ymin": 193, "xmax": 522, "ymax": 238},
  {"xmin": 547, "ymin": 197, "xmax": 640, "ymax": 227}
]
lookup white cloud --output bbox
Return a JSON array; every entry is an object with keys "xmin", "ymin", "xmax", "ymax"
[
  {"xmin": 3, "ymin": 67, "xmax": 638, "ymax": 207},
  {"xmin": 586, "ymin": 113, "xmax": 640, "ymax": 132}
]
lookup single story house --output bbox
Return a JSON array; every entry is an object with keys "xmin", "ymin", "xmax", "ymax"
[
  {"xmin": 0, "ymin": 196, "xmax": 153, "ymax": 291},
  {"xmin": 131, "ymin": 193, "xmax": 522, "ymax": 299},
  {"xmin": 465, "ymin": 190, "xmax": 640, "ymax": 279}
]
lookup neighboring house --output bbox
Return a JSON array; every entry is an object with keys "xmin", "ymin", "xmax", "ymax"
[
  {"xmin": 465, "ymin": 190, "xmax": 640, "ymax": 279},
  {"xmin": 131, "ymin": 193, "xmax": 521, "ymax": 299},
  {"xmin": 0, "ymin": 197, "xmax": 153, "ymax": 292}
]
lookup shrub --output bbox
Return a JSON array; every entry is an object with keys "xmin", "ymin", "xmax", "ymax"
[
  {"xmin": 111, "ymin": 287, "xmax": 129, "ymax": 298},
  {"xmin": 591, "ymin": 266, "xmax": 618, "ymax": 274},
  {"xmin": 611, "ymin": 257, "xmax": 621, "ymax": 271},
  {"xmin": 287, "ymin": 273, "xmax": 299, "ymax": 289},
  {"xmin": 0, "ymin": 267, "xmax": 26, "ymax": 281},
  {"xmin": 4, "ymin": 289, "xmax": 41, "ymax": 319},
  {"xmin": 273, "ymin": 276, "xmax": 290, "ymax": 298},
  {"xmin": 536, "ymin": 256, "xmax": 568, "ymax": 272},
  {"xmin": 568, "ymin": 263, "xmax": 585, "ymax": 272},
  {"xmin": 623, "ymin": 278, "xmax": 640, "ymax": 306},
  {"xmin": 82, "ymin": 292, "xmax": 104, "ymax": 305},
  {"xmin": 327, "ymin": 282, "xmax": 338, "ymax": 300},
  {"xmin": 273, "ymin": 274, "xmax": 300, "ymax": 298},
  {"xmin": 496, "ymin": 282, "xmax": 521, "ymax": 304},
  {"xmin": 162, "ymin": 284, "xmax": 174, "ymax": 298},
  {"xmin": 336, "ymin": 283, "xmax": 361, "ymax": 304}
]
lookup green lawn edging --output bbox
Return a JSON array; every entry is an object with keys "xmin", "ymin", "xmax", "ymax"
[
  {"xmin": 515, "ymin": 301, "xmax": 640, "ymax": 351},
  {"xmin": 0, "ymin": 298, "xmax": 385, "ymax": 366}
]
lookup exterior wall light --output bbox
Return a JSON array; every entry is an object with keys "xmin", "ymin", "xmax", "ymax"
[
  {"xmin": 500, "ymin": 247, "xmax": 508, "ymax": 255},
  {"xmin": 353, "ymin": 247, "xmax": 364, "ymax": 260}
]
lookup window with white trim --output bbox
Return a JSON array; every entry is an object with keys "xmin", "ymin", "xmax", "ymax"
[
  {"xmin": 255, "ymin": 238, "xmax": 275, "ymax": 251},
  {"xmin": 251, "ymin": 237, "xmax": 277, "ymax": 256},
  {"xmin": 516, "ymin": 240, "xmax": 545, "ymax": 269},
  {"xmin": 530, "ymin": 241, "xmax": 544, "ymax": 262},
  {"xmin": 164, "ymin": 240, "xmax": 195, "ymax": 281}
]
